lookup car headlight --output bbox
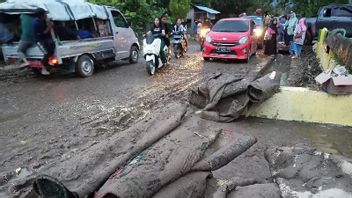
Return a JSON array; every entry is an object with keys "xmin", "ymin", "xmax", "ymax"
[
  {"xmin": 239, "ymin": 36, "xmax": 248, "ymax": 45},
  {"xmin": 205, "ymin": 35, "xmax": 212, "ymax": 43},
  {"xmin": 254, "ymin": 28, "xmax": 263, "ymax": 37}
]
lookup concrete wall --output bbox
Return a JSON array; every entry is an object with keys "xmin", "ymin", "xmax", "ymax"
[{"xmin": 248, "ymin": 87, "xmax": 352, "ymax": 127}]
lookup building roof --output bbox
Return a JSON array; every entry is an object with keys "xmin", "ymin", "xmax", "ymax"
[{"xmin": 193, "ymin": 4, "xmax": 220, "ymax": 15}]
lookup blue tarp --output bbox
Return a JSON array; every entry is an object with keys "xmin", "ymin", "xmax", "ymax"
[{"xmin": 193, "ymin": 5, "xmax": 220, "ymax": 15}]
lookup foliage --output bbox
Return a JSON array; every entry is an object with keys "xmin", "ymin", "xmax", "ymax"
[
  {"xmin": 88, "ymin": 0, "xmax": 166, "ymax": 37},
  {"xmin": 293, "ymin": 0, "xmax": 349, "ymax": 17},
  {"xmin": 169, "ymin": 0, "xmax": 191, "ymax": 19}
]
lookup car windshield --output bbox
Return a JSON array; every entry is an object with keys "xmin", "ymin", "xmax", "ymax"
[
  {"xmin": 212, "ymin": 20, "xmax": 249, "ymax": 32},
  {"xmin": 252, "ymin": 18, "xmax": 263, "ymax": 26}
]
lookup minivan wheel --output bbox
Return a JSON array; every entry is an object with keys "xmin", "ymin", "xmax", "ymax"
[
  {"xmin": 76, "ymin": 55, "xmax": 94, "ymax": 77},
  {"xmin": 129, "ymin": 46, "xmax": 139, "ymax": 64}
]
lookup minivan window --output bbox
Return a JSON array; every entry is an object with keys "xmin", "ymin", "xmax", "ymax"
[
  {"xmin": 212, "ymin": 20, "xmax": 249, "ymax": 33},
  {"xmin": 111, "ymin": 11, "xmax": 128, "ymax": 28}
]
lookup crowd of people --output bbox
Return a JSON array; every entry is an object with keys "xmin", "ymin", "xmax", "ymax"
[
  {"xmin": 147, "ymin": 15, "xmax": 189, "ymax": 65},
  {"xmin": 263, "ymin": 11, "xmax": 308, "ymax": 59}
]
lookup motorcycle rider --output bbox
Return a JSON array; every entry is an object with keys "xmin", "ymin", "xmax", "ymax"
[
  {"xmin": 161, "ymin": 14, "xmax": 171, "ymax": 56},
  {"xmin": 172, "ymin": 18, "xmax": 187, "ymax": 56},
  {"xmin": 146, "ymin": 17, "xmax": 167, "ymax": 65}
]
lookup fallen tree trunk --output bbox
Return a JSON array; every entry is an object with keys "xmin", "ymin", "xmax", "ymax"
[
  {"xmin": 212, "ymin": 177, "xmax": 258, "ymax": 198},
  {"xmin": 11, "ymin": 103, "xmax": 187, "ymax": 198},
  {"xmin": 95, "ymin": 116, "xmax": 221, "ymax": 198},
  {"xmin": 191, "ymin": 135, "xmax": 257, "ymax": 171},
  {"xmin": 152, "ymin": 172, "xmax": 211, "ymax": 198}
]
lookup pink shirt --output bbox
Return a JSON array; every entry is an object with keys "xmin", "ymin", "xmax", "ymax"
[{"xmin": 293, "ymin": 24, "xmax": 306, "ymax": 45}]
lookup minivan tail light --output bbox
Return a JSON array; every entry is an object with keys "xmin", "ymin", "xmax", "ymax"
[{"xmin": 49, "ymin": 56, "xmax": 59, "ymax": 65}]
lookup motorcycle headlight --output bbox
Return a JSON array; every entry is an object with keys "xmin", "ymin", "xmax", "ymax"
[
  {"xmin": 200, "ymin": 28, "xmax": 210, "ymax": 37},
  {"xmin": 205, "ymin": 35, "xmax": 212, "ymax": 43},
  {"xmin": 239, "ymin": 36, "xmax": 248, "ymax": 45}
]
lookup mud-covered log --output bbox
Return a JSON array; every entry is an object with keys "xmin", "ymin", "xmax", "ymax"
[
  {"xmin": 152, "ymin": 172, "xmax": 211, "ymax": 198},
  {"xmin": 95, "ymin": 116, "xmax": 221, "ymax": 198},
  {"xmin": 248, "ymin": 73, "xmax": 280, "ymax": 103},
  {"xmin": 212, "ymin": 177, "xmax": 257, "ymax": 198},
  {"xmin": 191, "ymin": 135, "xmax": 257, "ymax": 171},
  {"xmin": 15, "ymin": 103, "xmax": 187, "ymax": 198}
]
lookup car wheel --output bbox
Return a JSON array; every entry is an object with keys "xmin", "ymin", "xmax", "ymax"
[
  {"xmin": 245, "ymin": 49, "xmax": 251, "ymax": 63},
  {"xmin": 203, "ymin": 57, "xmax": 210, "ymax": 61},
  {"xmin": 129, "ymin": 45, "xmax": 139, "ymax": 64},
  {"xmin": 76, "ymin": 55, "xmax": 94, "ymax": 77}
]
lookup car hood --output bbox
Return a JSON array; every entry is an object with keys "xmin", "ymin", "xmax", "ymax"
[{"xmin": 208, "ymin": 31, "xmax": 249, "ymax": 43}]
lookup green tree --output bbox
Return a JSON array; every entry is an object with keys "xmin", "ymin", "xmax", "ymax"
[
  {"xmin": 293, "ymin": 0, "xmax": 349, "ymax": 17},
  {"xmin": 89, "ymin": 0, "xmax": 166, "ymax": 37},
  {"xmin": 210, "ymin": 0, "xmax": 256, "ymax": 17},
  {"xmin": 169, "ymin": 0, "xmax": 191, "ymax": 19}
]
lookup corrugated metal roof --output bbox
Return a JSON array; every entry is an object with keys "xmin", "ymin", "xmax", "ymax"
[{"xmin": 193, "ymin": 5, "xmax": 220, "ymax": 15}]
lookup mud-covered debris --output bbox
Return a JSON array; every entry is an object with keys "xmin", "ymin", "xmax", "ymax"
[{"xmin": 265, "ymin": 146, "xmax": 352, "ymax": 198}]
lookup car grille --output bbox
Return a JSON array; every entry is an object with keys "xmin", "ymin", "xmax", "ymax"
[{"xmin": 210, "ymin": 42, "xmax": 239, "ymax": 47}]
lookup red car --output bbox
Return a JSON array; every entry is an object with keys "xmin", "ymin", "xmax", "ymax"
[{"xmin": 202, "ymin": 18, "xmax": 258, "ymax": 63}]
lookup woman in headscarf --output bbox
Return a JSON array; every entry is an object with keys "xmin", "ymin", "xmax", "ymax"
[
  {"xmin": 264, "ymin": 18, "xmax": 278, "ymax": 56},
  {"xmin": 290, "ymin": 18, "xmax": 307, "ymax": 59},
  {"xmin": 285, "ymin": 12, "xmax": 298, "ymax": 45}
]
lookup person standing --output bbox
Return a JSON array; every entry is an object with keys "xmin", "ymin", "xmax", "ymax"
[
  {"xmin": 34, "ymin": 9, "xmax": 54, "ymax": 75},
  {"xmin": 278, "ymin": 15, "xmax": 287, "ymax": 42},
  {"xmin": 264, "ymin": 18, "xmax": 278, "ymax": 56},
  {"xmin": 17, "ymin": 14, "xmax": 35, "ymax": 67},
  {"xmin": 285, "ymin": 12, "xmax": 298, "ymax": 46},
  {"xmin": 290, "ymin": 18, "xmax": 307, "ymax": 59}
]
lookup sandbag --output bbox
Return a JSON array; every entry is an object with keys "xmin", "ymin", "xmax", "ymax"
[
  {"xmin": 265, "ymin": 146, "xmax": 352, "ymax": 198},
  {"xmin": 95, "ymin": 116, "xmax": 221, "ymax": 198},
  {"xmin": 152, "ymin": 172, "xmax": 211, "ymax": 198},
  {"xmin": 192, "ymin": 135, "xmax": 257, "ymax": 171},
  {"xmin": 11, "ymin": 103, "xmax": 187, "ymax": 198}
]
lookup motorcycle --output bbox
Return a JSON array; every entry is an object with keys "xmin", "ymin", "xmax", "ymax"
[
  {"xmin": 199, "ymin": 27, "xmax": 210, "ymax": 51},
  {"xmin": 172, "ymin": 31, "xmax": 187, "ymax": 59},
  {"xmin": 143, "ymin": 34, "xmax": 170, "ymax": 75}
]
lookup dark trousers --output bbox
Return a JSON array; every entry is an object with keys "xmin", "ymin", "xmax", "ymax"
[{"xmin": 40, "ymin": 39, "xmax": 55, "ymax": 67}]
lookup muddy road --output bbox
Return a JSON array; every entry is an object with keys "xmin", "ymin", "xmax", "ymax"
[{"xmin": 0, "ymin": 42, "xmax": 269, "ymax": 184}]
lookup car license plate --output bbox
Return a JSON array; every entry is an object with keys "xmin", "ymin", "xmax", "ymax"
[{"xmin": 217, "ymin": 47, "xmax": 230, "ymax": 53}]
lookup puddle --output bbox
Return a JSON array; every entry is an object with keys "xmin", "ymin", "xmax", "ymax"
[{"xmin": 296, "ymin": 124, "xmax": 352, "ymax": 158}]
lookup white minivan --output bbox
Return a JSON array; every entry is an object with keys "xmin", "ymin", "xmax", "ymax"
[{"xmin": 0, "ymin": 0, "xmax": 140, "ymax": 77}]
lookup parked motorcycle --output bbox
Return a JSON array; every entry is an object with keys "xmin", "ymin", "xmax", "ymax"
[
  {"xmin": 199, "ymin": 27, "xmax": 210, "ymax": 51},
  {"xmin": 172, "ymin": 31, "xmax": 187, "ymax": 59},
  {"xmin": 143, "ymin": 34, "xmax": 170, "ymax": 75}
]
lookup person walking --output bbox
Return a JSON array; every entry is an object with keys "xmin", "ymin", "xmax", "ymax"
[
  {"xmin": 17, "ymin": 14, "xmax": 35, "ymax": 67},
  {"xmin": 34, "ymin": 9, "xmax": 54, "ymax": 75},
  {"xmin": 264, "ymin": 18, "xmax": 278, "ymax": 56},
  {"xmin": 290, "ymin": 18, "xmax": 307, "ymax": 59},
  {"xmin": 285, "ymin": 12, "xmax": 298, "ymax": 46}
]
